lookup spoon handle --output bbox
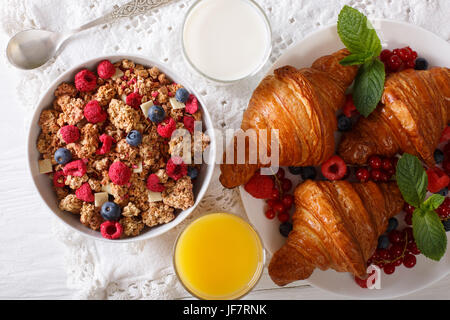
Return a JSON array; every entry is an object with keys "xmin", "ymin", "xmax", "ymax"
[{"xmin": 72, "ymin": 0, "xmax": 174, "ymax": 33}]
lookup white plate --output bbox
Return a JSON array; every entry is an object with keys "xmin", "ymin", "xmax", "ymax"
[{"xmin": 240, "ymin": 20, "xmax": 450, "ymax": 299}]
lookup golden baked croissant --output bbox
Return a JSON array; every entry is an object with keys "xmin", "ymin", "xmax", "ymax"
[
  {"xmin": 339, "ymin": 67, "xmax": 450, "ymax": 167},
  {"xmin": 268, "ymin": 180, "xmax": 403, "ymax": 286},
  {"xmin": 219, "ymin": 49, "xmax": 358, "ymax": 188}
]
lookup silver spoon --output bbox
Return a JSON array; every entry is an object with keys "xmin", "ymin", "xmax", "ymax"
[{"xmin": 6, "ymin": 0, "xmax": 173, "ymax": 70}]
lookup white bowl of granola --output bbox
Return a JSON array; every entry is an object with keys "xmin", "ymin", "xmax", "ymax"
[{"xmin": 27, "ymin": 55, "xmax": 216, "ymax": 242}]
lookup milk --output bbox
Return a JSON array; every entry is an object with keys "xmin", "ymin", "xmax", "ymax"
[{"xmin": 183, "ymin": 0, "xmax": 271, "ymax": 82}]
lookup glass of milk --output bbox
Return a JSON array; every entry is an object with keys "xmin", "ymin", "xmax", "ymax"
[{"xmin": 182, "ymin": 0, "xmax": 272, "ymax": 83}]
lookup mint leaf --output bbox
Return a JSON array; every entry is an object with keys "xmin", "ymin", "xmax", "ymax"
[
  {"xmin": 339, "ymin": 52, "xmax": 374, "ymax": 66},
  {"xmin": 412, "ymin": 208, "xmax": 447, "ymax": 261},
  {"xmin": 337, "ymin": 5, "xmax": 382, "ymax": 57},
  {"xmin": 352, "ymin": 59, "xmax": 385, "ymax": 117},
  {"xmin": 395, "ymin": 153, "xmax": 428, "ymax": 207},
  {"xmin": 422, "ymin": 194, "xmax": 445, "ymax": 211}
]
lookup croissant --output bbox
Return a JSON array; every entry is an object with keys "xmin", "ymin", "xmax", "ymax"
[
  {"xmin": 338, "ymin": 67, "xmax": 450, "ymax": 167},
  {"xmin": 219, "ymin": 49, "xmax": 358, "ymax": 188},
  {"xmin": 268, "ymin": 180, "xmax": 403, "ymax": 286}
]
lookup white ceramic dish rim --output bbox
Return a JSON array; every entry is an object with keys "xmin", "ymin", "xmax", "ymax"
[
  {"xmin": 240, "ymin": 19, "xmax": 450, "ymax": 299},
  {"xmin": 27, "ymin": 54, "xmax": 216, "ymax": 243}
]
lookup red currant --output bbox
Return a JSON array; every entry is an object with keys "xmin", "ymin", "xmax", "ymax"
[
  {"xmin": 407, "ymin": 242, "xmax": 421, "ymax": 255},
  {"xmin": 398, "ymin": 48, "xmax": 411, "ymax": 62},
  {"xmin": 383, "ymin": 264, "xmax": 396, "ymax": 275},
  {"xmin": 404, "ymin": 212, "xmax": 413, "ymax": 226},
  {"xmin": 266, "ymin": 199, "xmax": 276, "ymax": 207},
  {"xmin": 371, "ymin": 169, "xmax": 383, "ymax": 182},
  {"xmin": 368, "ymin": 155, "xmax": 382, "ymax": 169},
  {"xmin": 410, "ymin": 50, "xmax": 418, "ymax": 60},
  {"xmin": 276, "ymin": 168, "xmax": 285, "ymax": 180},
  {"xmin": 388, "ymin": 230, "xmax": 404, "ymax": 244},
  {"xmin": 272, "ymin": 202, "xmax": 285, "ymax": 214},
  {"xmin": 270, "ymin": 188, "xmax": 280, "ymax": 200},
  {"xmin": 393, "ymin": 258, "xmax": 403, "ymax": 267},
  {"xmin": 437, "ymin": 198, "xmax": 450, "ymax": 220},
  {"xmin": 356, "ymin": 168, "xmax": 370, "ymax": 182},
  {"xmin": 389, "ymin": 244, "xmax": 403, "ymax": 259},
  {"xmin": 380, "ymin": 49, "xmax": 393, "ymax": 62},
  {"xmin": 388, "ymin": 55, "xmax": 402, "ymax": 71},
  {"xmin": 278, "ymin": 212, "xmax": 290, "ymax": 223},
  {"xmin": 392, "ymin": 49, "xmax": 400, "ymax": 56},
  {"xmin": 380, "ymin": 171, "xmax": 389, "ymax": 182},
  {"xmin": 377, "ymin": 249, "xmax": 391, "ymax": 261},
  {"xmin": 265, "ymin": 208, "xmax": 275, "ymax": 219},
  {"xmin": 381, "ymin": 158, "xmax": 394, "ymax": 171},
  {"xmin": 281, "ymin": 179, "xmax": 292, "ymax": 192},
  {"xmin": 403, "ymin": 254, "xmax": 417, "ymax": 268},
  {"xmin": 405, "ymin": 60, "xmax": 416, "ymax": 69},
  {"xmin": 355, "ymin": 275, "xmax": 368, "ymax": 289},
  {"xmin": 403, "ymin": 202, "xmax": 415, "ymax": 215},
  {"xmin": 403, "ymin": 227, "xmax": 414, "ymax": 243},
  {"xmin": 281, "ymin": 194, "xmax": 294, "ymax": 210}
]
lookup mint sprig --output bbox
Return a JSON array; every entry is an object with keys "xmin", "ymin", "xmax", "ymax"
[
  {"xmin": 337, "ymin": 5, "xmax": 385, "ymax": 117},
  {"xmin": 337, "ymin": 6, "xmax": 382, "ymax": 61},
  {"xmin": 352, "ymin": 59, "xmax": 385, "ymax": 117},
  {"xmin": 396, "ymin": 154, "xmax": 447, "ymax": 261}
]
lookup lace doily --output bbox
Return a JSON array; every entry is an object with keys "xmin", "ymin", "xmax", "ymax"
[{"xmin": 2, "ymin": 0, "xmax": 449, "ymax": 299}]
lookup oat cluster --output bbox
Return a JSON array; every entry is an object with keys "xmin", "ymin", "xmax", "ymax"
[{"xmin": 37, "ymin": 59, "xmax": 209, "ymax": 238}]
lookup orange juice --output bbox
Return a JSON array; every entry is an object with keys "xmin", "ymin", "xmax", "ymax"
[{"xmin": 174, "ymin": 213, "xmax": 264, "ymax": 300}]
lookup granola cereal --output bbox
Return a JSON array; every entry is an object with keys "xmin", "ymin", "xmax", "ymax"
[{"xmin": 36, "ymin": 59, "xmax": 208, "ymax": 239}]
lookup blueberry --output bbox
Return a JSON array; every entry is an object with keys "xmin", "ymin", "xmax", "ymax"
[
  {"xmin": 175, "ymin": 88, "xmax": 190, "ymax": 103},
  {"xmin": 288, "ymin": 166, "xmax": 303, "ymax": 175},
  {"xmin": 337, "ymin": 114, "xmax": 352, "ymax": 132},
  {"xmin": 279, "ymin": 222, "xmax": 293, "ymax": 237},
  {"xmin": 54, "ymin": 148, "xmax": 72, "ymax": 165},
  {"xmin": 386, "ymin": 217, "xmax": 398, "ymax": 233},
  {"xmin": 301, "ymin": 166, "xmax": 317, "ymax": 180},
  {"xmin": 377, "ymin": 235, "xmax": 390, "ymax": 249},
  {"xmin": 148, "ymin": 105, "xmax": 165, "ymax": 123},
  {"xmin": 438, "ymin": 187, "xmax": 448, "ymax": 197},
  {"xmin": 443, "ymin": 219, "xmax": 450, "ymax": 232},
  {"xmin": 434, "ymin": 149, "xmax": 444, "ymax": 164},
  {"xmin": 126, "ymin": 130, "xmax": 142, "ymax": 147},
  {"xmin": 415, "ymin": 58, "xmax": 429, "ymax": 70},
  {"xmin": 101, "ymin": 202, "xmax": 121, "ymax": 221},
  {"xmin": 187, "ymin": 167, "xmax": 198, "ymax": 179}
]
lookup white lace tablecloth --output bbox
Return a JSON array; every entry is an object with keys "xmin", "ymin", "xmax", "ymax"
[{"xmin": 1, "ymin": 0, "xmax": 449, "ymax": 299}]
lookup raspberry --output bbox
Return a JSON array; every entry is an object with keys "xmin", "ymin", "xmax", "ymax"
[
  {"xmin": 97, "ymin": 60, "xmax": 116, "ymax": 79},
  {"xmin": 75, "ymin": 182, "xmax": 94, "ymax": 202},
  {"xmin": 185, "ymin": 94, "xmax": 199, "ymax": 114},
  {"xmin": 53, "ymin": 171, "xmax": 66, "ymax": 188},
  {"xmin": 146, "ymin": 174, "xmax": 165, "ymax": 192},
  {"xmin": 440, "ymin": 126, "xmax": 450, "ymax": 143},
  {"xmin": 59, "ymin": 125, "xmax": 80, "ymax": 143},
  {"xmin": 183, "ymin": 116, "xmax": 195, "ymax": 134},
  {"xmin": 126, "ymin": 92, "xmax": 142, "ymax": 109},
  {"xmin": 342, "ymin": 94, "xmax": 359, "ymax": 117},
  {"xmin": 426, "ymin": 167, "xmax": 450, "ymax": 193},
  {"xmin": 100, "ymin": 221, "xmax": 123, "ymax": 240},
  {"xmin": 157, "ymin": 117, "xmax": 176, "ymax": 138},
  {"xmin": 84, "ymin": 100, "xmax": 107, "ymax": 123},
  {"xmin": 96, "ymin": 134, "xmax": 115, "ymax": 155},
  {"xmin": 243, "ymin": 171, "xmax": 275, "ymax": 199},
  {"xmin": 63, "ymin": 160, "xmax": 87, "ymax": 177},
  {"xmin": 321, "ymin": 155, "xmax": 347, "ymax": 180},
  {"xmin": 75, "ymin": 69, "xmax": 97, "ymax": 92},
  {"xmin": 166, "ymin": 156, "xmax": 188, "ymax": 181},
  {"xmin": 108, "ymin": 161, "xmax": 132, "ymax": 186}
]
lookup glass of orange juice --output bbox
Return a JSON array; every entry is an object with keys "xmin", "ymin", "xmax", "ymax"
[{"xmin": 173, "ymin": 213, "xmax": 265, "ymax": 300}]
